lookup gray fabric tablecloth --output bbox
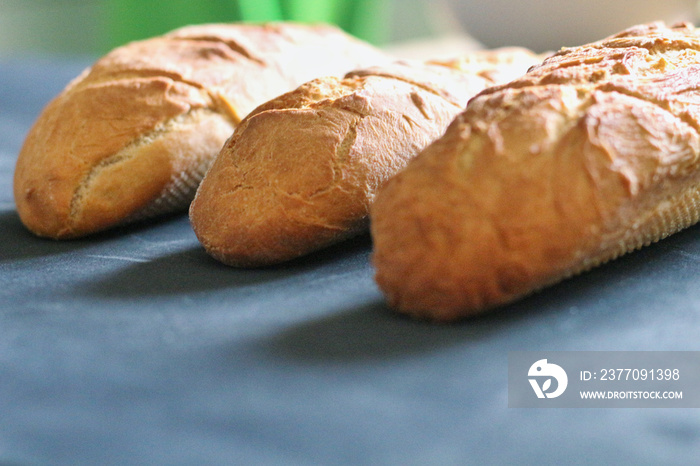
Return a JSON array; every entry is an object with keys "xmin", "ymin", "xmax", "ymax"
[{"xmin": 1, "ymin": 57, "xmax": 699, "ymax": 465}]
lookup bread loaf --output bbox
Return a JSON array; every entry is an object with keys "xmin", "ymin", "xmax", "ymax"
[
  {"xmin": 370, "ymin": 22, "xmax": 700, "ymax": 321},
  {"xmin": 13, "ymin": 23, "xmax": 387, "ymax": 239},
  {"xmin": 189, "ymin": 49, "xmax": 541, "ymax": 266}
]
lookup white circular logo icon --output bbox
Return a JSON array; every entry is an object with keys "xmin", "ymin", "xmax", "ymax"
[{"xmin": 528, "ymin": 359, "xmax": 568, "ymax": 399}]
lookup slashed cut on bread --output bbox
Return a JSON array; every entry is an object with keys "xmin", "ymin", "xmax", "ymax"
[
  {"xmin": 189, "ymin": 49, "xmax": 542, "ymax": 266},
  {"xmin": 13, "ymin": 23, "xmax": 387, "ymax": 239},
  {"xmin": 370, "ymin": 22, "xmax": 700, "ymax": 321}
]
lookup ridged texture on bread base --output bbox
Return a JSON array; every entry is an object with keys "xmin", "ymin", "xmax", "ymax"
[
  {"xmin": 14, "ymin": 23, "xmax": 386, "ymax": 239},
  {"xmin": 190, "ymin": 50, "xmax": 542, "ymax": 267},
  {"xmin": 370, "ymin": 22, "xmax": 700, "ymax": 321}
]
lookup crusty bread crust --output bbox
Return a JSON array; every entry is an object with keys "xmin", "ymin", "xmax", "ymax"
[
  {"xmin": 189, "ymin": 49, "xmax": 541, "ymax": 266},
  {"xmin": 14, "ymin": 23, "xmax": 386, "ymax": 239},
  {"xmin": 370, "ymin": 22, "xmax": 700, "ymax": 321}
]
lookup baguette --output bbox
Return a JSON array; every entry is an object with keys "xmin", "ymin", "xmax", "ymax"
[
  {"xmin": 13, "ymin": 23, "xmax": 387, "ymax": 239},
  {"xmin": 370, "ymin": 22, "xmax": 700, "ymax": 321},
  {"xmin": 189, "ymin": 49, "xmax": 542, "ymax": 266}
]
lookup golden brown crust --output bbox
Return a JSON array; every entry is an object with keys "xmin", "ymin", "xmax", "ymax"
[
  {"xmin": 370, "ymin": 22, "xmax": 700, "ymax": 321},
  {"xmin": 190, "ymin": 50, "xmax": 542, "ymax": 267},
  {"xmin": 14, "ymin": 23, "xmax": 386, "ymax": 239}
]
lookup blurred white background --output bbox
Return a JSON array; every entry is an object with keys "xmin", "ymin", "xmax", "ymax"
[
  {"xmin": 0, "ymin": 0, "xmax": 697, "ymax": 58},
  {"xmin": 449, "ymin": 0, "xmax": 697, "ymax": 51},
  {"xmin": 0, "ymin": 0, "xmax": 104, "ymax": 57}
]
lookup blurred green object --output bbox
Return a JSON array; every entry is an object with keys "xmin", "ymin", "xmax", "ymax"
[{"xmin": 103, "ymin": 0, "xmax": 390, "ymax": 52}]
